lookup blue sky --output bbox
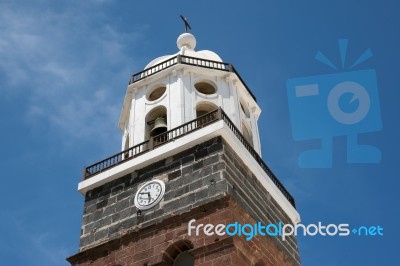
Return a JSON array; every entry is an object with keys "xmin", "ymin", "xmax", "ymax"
[{"xmin": 0, "ymin": 0, "xmax": 398, "ymax": 265}]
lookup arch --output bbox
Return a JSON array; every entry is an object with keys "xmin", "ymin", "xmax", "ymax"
[
  {"xmin": 196, "ymin": 101, "xmax": 218, "ymax": 117},
  {"xmin": 162, "ymin": 240, "xmax": 194, "ymax": 265},
  {"xmin": 173, "ymin": 251, "xmax": 194, "ymax": 266},
  {"xmin": 145, "ymin": 106, "xmax": 167, "ymax": 140},
  {"xmin": 194, "ymin": 80, "xmax": 217, "ymax": 95},
  {"xmin": 240, "ymin": 98, "xmax": 250, "ymax": 118},
  {"xmin": 242, "ymin": 122, "xmax": 253, "ymax": 147}
]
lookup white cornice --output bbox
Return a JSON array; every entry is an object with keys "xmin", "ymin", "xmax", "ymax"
[{"xmin": 78, "ymin": 121, "xmax": 300, "ymax": 224}]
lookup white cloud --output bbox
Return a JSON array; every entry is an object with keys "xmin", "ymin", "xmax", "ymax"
[{"xmin": 0, "ymin": 1, "xmax": 146, "ymax": 145}]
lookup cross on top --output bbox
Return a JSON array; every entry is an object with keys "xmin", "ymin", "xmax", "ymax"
[{"xmin": 180, "ymin": 15, "xmax": 191, "ymax": 33}]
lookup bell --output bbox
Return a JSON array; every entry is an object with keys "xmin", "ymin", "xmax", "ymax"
[{"xmin": 150, "ymin": 117, "xmax": 167, "ymax": 137}]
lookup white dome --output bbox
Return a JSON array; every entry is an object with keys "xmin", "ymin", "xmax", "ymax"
[
  {"xmin": 184, "ymin": 49, "xmax": 223, "ymax": 62},
  {"xmin": 144, "ymin": 55, "xmax": 175, "ymax": 69},
  {"xmin": 143, "ymin": 33, "xmax": 223, "ymax": 69}
]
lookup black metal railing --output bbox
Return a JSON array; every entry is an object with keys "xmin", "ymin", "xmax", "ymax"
[
  {"xmin": 152, "ymin": 109, "xmax": 219, "ymax": 148},
  {"xmin": 84, "ymin": 140, "xmax": 150, "ymax": 178},
  {"xmin": 129, "ymin": 56, "xmax": 178, "ymax": 83},
  {"xmin": 83, "ymin": 110, "xmax": 219, "ymax": 180},
  {"xmin": 82, "ymin": 108, "xmax": 295, "ymax": 207},
  {"xmin": 220, "ymin": 111, "xmax": 296, "ymax": 207},
  {"xmin": 181, "ymin": 55, "xmax": 230, "ymax": 71},
  {"xmin": 128, "ymin": 55, "xmax": 257, "ymax": 101}
]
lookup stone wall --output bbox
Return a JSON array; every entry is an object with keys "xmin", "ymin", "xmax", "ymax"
[
  {"xmin": 68, "ymin": 197, "xmax": 298, "ymax": 266},
  {"xmin": 69, "ymin": 136, "xmax": 300, "ymax": 265}
]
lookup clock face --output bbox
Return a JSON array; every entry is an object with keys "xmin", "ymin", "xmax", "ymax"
[{"xmin": 134, "ymin": 180, "xmax": 165, "ymax": 210}]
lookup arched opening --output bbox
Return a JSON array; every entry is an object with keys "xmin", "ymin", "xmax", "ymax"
[
  {"xmin": 196, "ymin": 102, "xmax": 218, "ymax": 117},
  {"xmin": 240, "ymin": 99, "xmax": 250, "ymax": 118},
  {"xmin": 145, "ymin": 106, "xmax": 167, "ymax": 140},
  {"xmin": 147, "ymin": 85, "xmax": 166, "ymax": 101},
  {"xmin": 196, "ymin": 102, "xmax": 218, "ymax": 128},
  {"xmin": 173, "ymin": 251, "xmax": 194, "ymax": 266},
  {"xmin": 162, "ymin": 240, "xmax": 194, "ymax": 265},
  {"xmin": 194, "ymin": 80, "xmax": 217, "ymax": 95},
  {"xmin": 242, "ymin": 123, "xmax": 253, "ymax": 147}
]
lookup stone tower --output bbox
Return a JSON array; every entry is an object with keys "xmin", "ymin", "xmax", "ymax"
[{"xmin": 67, "ymin": 31, "xmax": 301, "ymax": 266}]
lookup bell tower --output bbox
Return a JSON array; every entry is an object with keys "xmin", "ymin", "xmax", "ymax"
[
  {"xmin": 119, "ymin": 32, "xmax": 262, "ymax": 154},
  {"xmin": 68, "ymin": 29, "xmax": 301, "ymax": 266}
]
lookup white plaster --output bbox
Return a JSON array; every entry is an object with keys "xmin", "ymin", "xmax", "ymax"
[{"xmin": 120, "ymin": 59, "xmax": 262, "ymax": 154}]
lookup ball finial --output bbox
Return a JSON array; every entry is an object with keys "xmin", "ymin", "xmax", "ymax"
[{"xmin": 177, "ymin": 33, "xmax": 196, "ymax": 50}]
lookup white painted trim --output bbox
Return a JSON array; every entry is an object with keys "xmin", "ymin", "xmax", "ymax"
[
  {"xmin": 219, "ymin": 125, "xmax": 301, "ymax": 224},
  {"xmin": 77, "ymin": 121, "xmax": 300, "ymax": 224},
  {"xmin": 78, "ymin": 121, "xmax": 225, "ymax": 195}
]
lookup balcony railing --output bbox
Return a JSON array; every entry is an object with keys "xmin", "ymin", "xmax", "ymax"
[
  {"xmin": 129, "ymin": 55, "xmax": 257, "ymax": 102},
  {"xmin": 83, "ymin": 108, "xmax": 296, "ymax": 208}
]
